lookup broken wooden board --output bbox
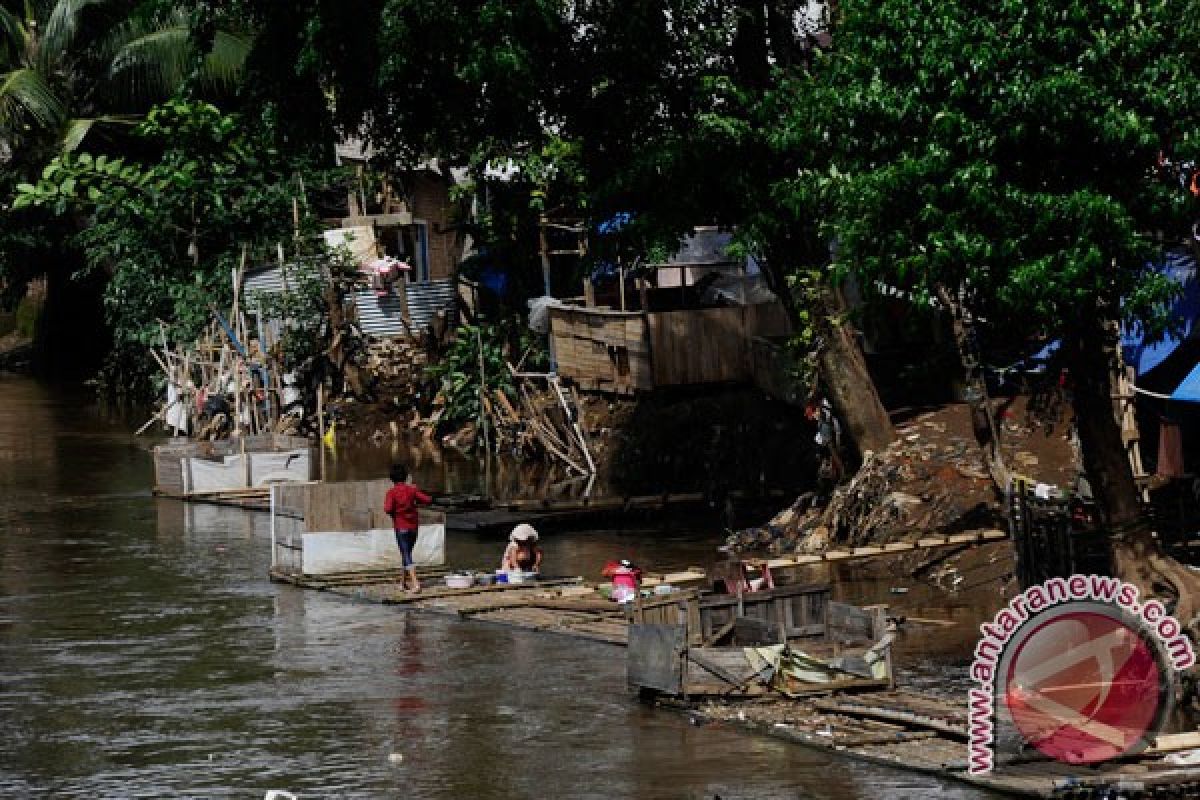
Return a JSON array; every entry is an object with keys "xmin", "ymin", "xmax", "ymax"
[{"xmin": 763, "ymin": 529, "xmax": 1010, "ymax": 570}]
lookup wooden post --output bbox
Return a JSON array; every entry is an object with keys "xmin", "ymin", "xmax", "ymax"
[
  {"xmin": 233, "ymin": 359, "xmax": 243, "ymax": 439},
  {"xmin": 637, "ymin": 278, "xmax": 656, "ymax": 389},
  {"xmin": 241, "ymin": 432, "xmax": 250, "ymax": 488},
  {"xmin": 539, "ymin": 215, "xmax": 557, "ymax": 369},
  {"xmin": 316, "ymin": 382, "xmax": 326, "ymax": 480},
  {"xmin": 476, "ymin": 325, "xmax": 492, "ymax": 499},
  {"xmin": 538, "ymin": 215, "xmax": 552, "ymax": 298},
  {"xmin": 619, "ymin": 266, "xmax": 626, "ymax": 311}
]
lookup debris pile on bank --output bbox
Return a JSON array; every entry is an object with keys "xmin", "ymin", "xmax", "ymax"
[
  {"xmin": 138, "ymin": 305, "xmax": 303, "ymax": 440},
  {"xmin": 327, "ymin": 336, "xmax": 436, "ymax": 441},
  {"xmin": 729, "ymin": 402, "xmax": 1078, "ymax": 555}
]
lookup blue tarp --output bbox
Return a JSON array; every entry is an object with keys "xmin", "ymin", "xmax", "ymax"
[
  {"xmin": 1019, "ymin": 249, "xmax": 1200, "ymax": 398},
  {"xmin": 478, "ymin": 264, "xmax": 508, "ymax": 296},
  {"xmin": 1172, "ymin": 362, "xmax": 1200, "ymax": 402},
  {"xmin": 596, "ymin": 212, "xmax": 632, "ymax": 235},
  {"xmin": 1120, "ymin": 248, "xmax": 1200, "ymax": 376}
]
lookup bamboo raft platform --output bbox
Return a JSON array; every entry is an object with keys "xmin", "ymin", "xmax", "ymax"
[
  {"xmin": 154, "ymin": 486, "xmax": 272, "ymax": 511},
  {"xmin": 269, "ymin": 566, "xmax": 710, "ymax": 644},
  {"xmin": 161, "ymin": 485, "xmax": 708, "ymax": 528},
  {"xmin": 267, "ymin": 540, "xmax": 1200, "ymax": 797},
  {"xmin": 676, "ymin": 690, "xmax": 1200, "ymax": 798},
  {"xmin": 442, "ymin": 492, "xmax": 712, "ymax": 532}
]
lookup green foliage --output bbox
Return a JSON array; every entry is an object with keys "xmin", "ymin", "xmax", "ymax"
[
  {"xmin": 371, "ymin": 0, "xmax": 572, "ymax": 167},
  {"xmin": 0, "ymin": 0, "xmax": 250, "ymax": 162},
  {"xmin": 424, "ymin": 322, "xmax": 515, "ymax": 436},
  {"xmin": 800, "ymin": 0, "xmax": 1200, "ymax": 344},
  {"xmin": 251, "ymin": 251, "xmax": 357, "ymax": 378},
  {"xmin": 14, "ymin": 294, "xmax": 41, "ymax": 339},
  {"xmin": 11, "ymin": 98, "xmax": 342, "ymax": 395}
]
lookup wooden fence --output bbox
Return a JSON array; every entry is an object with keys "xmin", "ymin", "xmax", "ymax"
[{"xmin": 549, "ymin": 301, "xmax": 790, "ymax": 393}]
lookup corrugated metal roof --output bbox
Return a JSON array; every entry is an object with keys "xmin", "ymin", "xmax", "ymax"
[
  {"xmin": 243, "ymin": 264, "xmax": 324, "ymax": 306},
  {"xmin": 243, "ymin": 265, "xmax": 285, "ymax": 299},
  {"xmin": 353, "ymin": 279, "xmax": 458, "ymax": 337}
]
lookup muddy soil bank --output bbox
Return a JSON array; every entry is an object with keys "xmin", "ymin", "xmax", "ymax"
[{"xmin": 733, "ymin": 398, "xmax": 1077, "ymax": 557}]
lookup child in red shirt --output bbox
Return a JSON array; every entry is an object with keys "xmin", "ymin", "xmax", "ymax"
[{"xmin": 384, "ymin": 462, "xmax": 432, "ymax": 593}]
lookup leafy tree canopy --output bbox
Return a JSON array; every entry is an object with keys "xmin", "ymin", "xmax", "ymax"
[
  {"xmin": 804, "ymin": 0, "xmax": 1200, "ymax": 342},
  {"xmin": 14, "ymin": 99, "xmax": 343, "ymax": 394}
]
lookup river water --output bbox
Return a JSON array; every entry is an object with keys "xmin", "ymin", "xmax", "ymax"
[{"xmin": 0, "ymin": 375, "xmax": 1000, "ymax": 798}]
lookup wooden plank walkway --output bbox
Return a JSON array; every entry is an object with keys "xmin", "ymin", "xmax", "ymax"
[
  {"xmin": 444, "ymin": 492, "xmax": 709, "ymax": 532},
  {"xmin": 161, "ymin": 485, "xmax": 711, "ymax": 530},
  {"xmin": 764, "ymin": 528, "xmax": 1009, "ymax": 570}
]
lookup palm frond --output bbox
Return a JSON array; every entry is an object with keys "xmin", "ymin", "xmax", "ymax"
[
  {"xmin": 59, "ymin": 115, "xmax": 93, "ymax": 150},
  {"xmin": 0, "ymin": 66, "xmax": 66, "ymax": 133},
  {"xmin": 0, "ymin": 6, "xmax": 30, "ymax": 66},
  {"xmin": 59, "ymin": 112, "xmax": 134, "ymax": 150},
  {"xmin": 106, "ymin": 20, "xmax": 191, "ymax": 107},
  {"xmin": 41, "ymin": 0, "xmax": 108, "ymax": 58},
  {"xmin": 106, "ymin": 14, "xmax": 250, "ymax": 106},
  {"xmin": 196, "ymin": 29, "xmax": 250, "ymax": 91}
]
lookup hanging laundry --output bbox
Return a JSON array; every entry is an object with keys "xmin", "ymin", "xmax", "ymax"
[{"xmin": 362, "ymin": 256, "xmax": 411, "ymax": 297}]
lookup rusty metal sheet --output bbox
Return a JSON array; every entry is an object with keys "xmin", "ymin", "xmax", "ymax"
[{"xmin": 627, "ymin": 623, "xmax": 685, "ymax": 693}]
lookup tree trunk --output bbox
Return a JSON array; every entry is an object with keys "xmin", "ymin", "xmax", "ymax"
[
  {"xmin": 935, "ymin": 286, "xmax": 1008, "ymax": 489},
  {"xmin": 816, "ymin": 285, "xmax": 895, "ymax": 457},
  {"xmin": 1067, "ymin": 320, "xmax": 1200, "ymax": 637},
  {"xmin": 322, "ymin": 282, "xmax": 367, "ymax": 398}
]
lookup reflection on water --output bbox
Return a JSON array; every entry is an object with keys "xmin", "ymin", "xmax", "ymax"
[
  {"xmin": 321, "ymin": 436, "xmax": 621, "ymax": 505},
  {"xmin": 0, "ymin": 375, "xmax": 997, "ymax": 798}
]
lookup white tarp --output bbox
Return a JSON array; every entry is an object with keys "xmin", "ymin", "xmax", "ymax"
[
  {"xmin": 249, "ymin": 449, "xmax": 311, "ymax": 485},
  {"xmin": 186, "ymin": 454, "xmax": 246, "ymax": 493},
  {"xmin": 185, "ymin": 450, "xmax": 311, "ymax": 493},
  {"xmin": 299, "ymin": 523, "xmax": 446, "ymax": 575},
  {"xmin": 527, "ymin": 295, "xmax": 564, "ymax": 334}
]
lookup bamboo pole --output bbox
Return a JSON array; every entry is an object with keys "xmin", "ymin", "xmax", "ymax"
[
  {"xmin": 550, "ymin": 375, "xmax": 595, "ymax": 474},
  {"xmin": 317, "ymin": 382, "xmax": 327, "ymax": 480},
  {"xmin": 476, "ymin": 325, "xmax": 492, "ymax": 498}
]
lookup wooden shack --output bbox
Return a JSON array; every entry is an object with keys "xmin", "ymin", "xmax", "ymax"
[
  {"xmin": 627, "ymin": 584, "xmax": 893, "ymax": 697},
  {"xmin": 549, "ymin": 302, "xmax": 790, "ymax": 394},
  {"xmin": 153, "ymin": 434, "xmax": 312, "ymax": 498},
  {"xmin": 270, "ymin": 479, "xmax": 446, "ymax": 576}
]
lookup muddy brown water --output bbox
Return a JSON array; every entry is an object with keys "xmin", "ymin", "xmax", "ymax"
[{"xmin": 0, "ymin": 375, "xmax": 1003, "ymax": 798}]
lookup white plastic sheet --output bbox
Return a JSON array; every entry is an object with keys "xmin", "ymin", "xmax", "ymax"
[
  {"xmin": 300, "ymin": 524, "xmax": 446, "ymax": 575},
  {"xmin": 249, "ymin": 449, "xmax": 311, "ymax": 486},
  {"xmin": 527, "ymin": 295, "xmax": 564, "ymax": 334}
]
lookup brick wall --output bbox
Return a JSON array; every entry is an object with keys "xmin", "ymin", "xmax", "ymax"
[{"xmin": 408, "ymin": 171, "xmax": 460, "ymax": 281}]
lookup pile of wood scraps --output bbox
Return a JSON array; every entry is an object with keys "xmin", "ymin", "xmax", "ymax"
[
  {"xmin": 495, "ymin": 366, "xmax": 596, "ymax": 476},
  {"xmin": 138, "ymin": 254, "xmax": 298, "ymax": 440}
]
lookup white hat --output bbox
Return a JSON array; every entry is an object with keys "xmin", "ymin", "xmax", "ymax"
[{"xmin": 510, "ymin": 524, "xmax": 539, "ymax": 542}]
